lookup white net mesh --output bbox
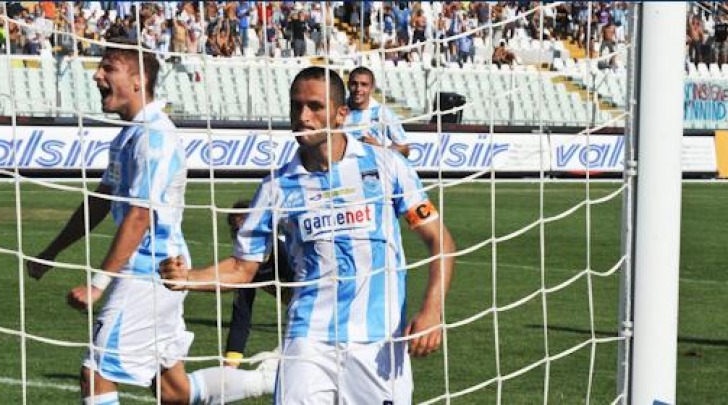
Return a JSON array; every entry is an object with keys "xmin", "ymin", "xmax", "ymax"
[{"xmin": 0, "ymin": 1, "xmax": 634, "ymax": 403}]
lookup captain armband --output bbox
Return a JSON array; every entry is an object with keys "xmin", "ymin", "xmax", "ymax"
[{"xmin": 404, "ymin": 200, "xmax": 439, "ymax": 229}]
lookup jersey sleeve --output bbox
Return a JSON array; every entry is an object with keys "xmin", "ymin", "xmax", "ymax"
[
  {"xmin": 382, "ymin": 106, "xmax": 408, "ymax": 145},
  {"xmin": 127, "ymin": 128, "xmax": 181, "ymax": 207},
  {"xmin": 233, "ymin": 180, "xmax": 276, "ymax": 263},
  {"xmin": 389, "ymin": 151, "xmax": 439, "ymax": 229}
]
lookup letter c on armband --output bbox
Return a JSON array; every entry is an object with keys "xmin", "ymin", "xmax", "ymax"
[{"xmin": 405, "ymin": 200, "xmax": 439, "ymax": 229}]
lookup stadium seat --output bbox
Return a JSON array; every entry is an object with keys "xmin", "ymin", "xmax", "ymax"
[
  {"xmin": 709, "ymin": 63, "xmax": 722, "ymax": 78},
  {"xmin": 697, "ymin": 62, "xmax": 710, "ymax": 79}
]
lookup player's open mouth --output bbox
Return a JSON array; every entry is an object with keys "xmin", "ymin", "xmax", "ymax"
[{"xmin": 98, "ymin": 86, "xmax": 111, "ymax": 100}]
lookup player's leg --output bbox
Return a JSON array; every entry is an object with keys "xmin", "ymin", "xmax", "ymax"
[
  {"xmin": 224, "ymin": 287, "xmax": 257, "ymax": 367},
  {"xmin": 154, "ymin": 361, "xmax": 190, "ymax": 404},
  {"xmin": 189, "ymin": 361, "xmax": 278, "ymax": 403},
  {"xmin": 80, "ymin": 367, "xmax": 120, "ymax": 405},
  {"xmin": 152, "ymin": 357, "xmax": 277, "ymax": 404}
]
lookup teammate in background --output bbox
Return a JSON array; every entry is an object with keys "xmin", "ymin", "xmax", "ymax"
[
  {"xmin": 223, "ymin": 199, "xmax": 293, "ymax": 368},
  {"xmin": 345, "ymin": 66, "xmax": 411, "ymax": 157},
  {"xmin": 160, "ymin": 66, "xmax": 456, "ymax": 404},
  {"xmin": 26, "ymin": 38, "xmax": 273, "ymax": 404}
]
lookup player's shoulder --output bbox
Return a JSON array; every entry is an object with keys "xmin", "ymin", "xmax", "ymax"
[
  {"xmin": 148, "ymin": 111, "xmax": 177, "ymax": 134},
  {"xmin": 259, "ymin": 164, "xmax": 292, "ymax": 188},
  {"xmin": 133, "ymin": 113, "xmax": 177, "ymax": 143},
  {"xmin": 362, "ymin": 141, "xmax": 412, "ymax": 169}
]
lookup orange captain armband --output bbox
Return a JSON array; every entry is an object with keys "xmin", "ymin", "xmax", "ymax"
[{"xmin": 404, "ymin": 200, "xmax": 439, "ymax": 229}]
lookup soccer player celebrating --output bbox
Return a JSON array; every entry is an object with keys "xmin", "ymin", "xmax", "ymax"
[
  {"xmin": 161, "ymin": 66, "xmax": 456, "ymax": 404},
  {"xmin": 345, "ymin": 66, "xmax": 411, "ymax": 157},
  {"xmin": 26, "ymin": 38, "xmax": 193, "ymax": 404},
  {"xmin": 26, "ymin": 38, "xmax": 273, "ymax": 404}
]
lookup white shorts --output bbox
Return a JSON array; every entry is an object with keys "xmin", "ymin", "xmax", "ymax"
[
  {"xmin": 275, "ymin": 338, "xmax": 412, "ymax": 405},
  {"xmin": 82, "ymin": 277, "xmax": 193, "ymax": 387}
]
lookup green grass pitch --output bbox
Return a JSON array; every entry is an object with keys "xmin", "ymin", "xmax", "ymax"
[{"xmin": 0, "ymin": 180, "xmax": 726, "ymax": 404}]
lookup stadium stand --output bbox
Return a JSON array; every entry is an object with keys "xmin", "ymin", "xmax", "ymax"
[
  {"xmin": 0, "ymin": 53, "xmax": 624, "ymax": 127},
  {"xmin": 2, "ymin": 1, "xmax": 722, "ymax": 129}
]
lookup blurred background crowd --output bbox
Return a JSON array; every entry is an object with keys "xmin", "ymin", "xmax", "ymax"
[{"xmin": 0, "ymin": 1, "xmax": 633, "ymax": 68}]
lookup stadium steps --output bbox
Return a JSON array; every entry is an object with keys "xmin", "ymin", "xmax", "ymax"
[
  {"xmin": 562, "ymin": 38, "xmax": 587, "ymax": 60},
  {"xmin": 333, "ymin": 18, "xmax": 373, "ymax": 52},
  {"xmin": 551, "ymin": 76, "xmax": 617, "ymax": 119}
]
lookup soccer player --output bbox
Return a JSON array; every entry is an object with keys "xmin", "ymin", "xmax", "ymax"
[
  {"xmin": 223, "ymin": 199, "xmax": 293, "ymax": 368},
  {"xmin": 160, "ymin": 66, "xmax": 456, "ymax": 404},
  {"xmin": 26, "ymin": 38, "xmax": 273, "ymax": 405},
  {"xmin": 26, "ymin": 38, "xmax": 193, "ymax": 404},
  {"xmin": 345, "ymin": 66, "xmax": 411, "ymax": 157}
]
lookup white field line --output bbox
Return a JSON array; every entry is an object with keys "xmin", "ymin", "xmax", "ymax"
[{"xmin": 0, "ymin": 376, "xmax": 156, "ymax": 402}]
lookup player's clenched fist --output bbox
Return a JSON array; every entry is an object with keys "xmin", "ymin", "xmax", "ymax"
[
  {"xmin": 160, "ymin": 255, "xmax": 188, "ymax": 291},
  {"xmin": 67, "ymin": 285, "xmax": 103, "ymax": 310}
]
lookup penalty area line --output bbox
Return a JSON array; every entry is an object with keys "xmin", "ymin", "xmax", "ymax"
[{"xmin": 0, "ymin": 376, "xmax": 156, "ymax": 403}]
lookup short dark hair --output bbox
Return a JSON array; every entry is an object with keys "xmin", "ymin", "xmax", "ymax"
[
  {"xmin": 227, "ymin": 200, "xmax": 250, "ymax": 240},
  {"xmin": 103, "ymin": 37, "xmax": 160, "ymax": 97},
  {"xmin": 349, "ymin": 66, "xmax": 376, "ymax": 86},
  {"xmin": 291, "ymin": 66, "xmax": 346, "ymax": 108}
]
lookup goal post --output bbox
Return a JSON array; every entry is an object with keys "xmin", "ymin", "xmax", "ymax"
[{"xmin": 629, "ymin": 2, "xmax": 685, "ymax": 404}]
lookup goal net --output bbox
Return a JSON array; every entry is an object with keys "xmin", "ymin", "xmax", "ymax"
[{"xmin": 0, "ymin": 1, "xmax": 673, "ymax": 404}]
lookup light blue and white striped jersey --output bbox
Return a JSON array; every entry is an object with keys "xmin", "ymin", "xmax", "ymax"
[
  {"xmin": 101, "ymin": 101, "xmax": 190, "ymax": 276},
  {"xmin": 234, "ymin": 134, "xmax": 434, "ymax": 343},
  {"xmin": 344, "ymin": 98, "xmax": 408, "ymax": 147}
]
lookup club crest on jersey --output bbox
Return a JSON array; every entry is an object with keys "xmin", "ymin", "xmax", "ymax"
[
  {"xmin": 361, "ymin": 169, "xmax": 381, "ymax": 193},
  {"xmin": 107, "ymin": 161, "xmax": 121, "ymax": 184},
  {"xmin": 298, "ymin": 204, "xmax": 376, "ymax": 242}
]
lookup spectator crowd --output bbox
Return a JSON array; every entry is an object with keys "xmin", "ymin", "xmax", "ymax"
[
  {"xmin": 0, "ymin": 1, "xmax": 335, "ymax": 58},
  {"xmin": 686, "ymin": 2, "xmax": 728, "ymax": 66},
  {"xmin": 0, "ymin": 1, "xmax": 632, "ymax": 69}
]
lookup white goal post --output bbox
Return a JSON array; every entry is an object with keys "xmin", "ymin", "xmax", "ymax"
[{"xmin": 627, "ymin": 3, "xmax": 684, "ymax": 404}]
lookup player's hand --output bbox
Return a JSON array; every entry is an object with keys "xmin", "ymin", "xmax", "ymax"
[
  {"xmin": 160, "ymin": 255, "xmax": 188, "ymax": 291},
  {"xmin": 26, "ymin": 252, "xmax": 56, "ymax": 280},
  {"xmin": 360, "ymin": 135, "xmax": 382, "ymax": 147},
  {"xmin": 405, "ymin": 308, "xmax": 443, "ymax": 357},
  {"xmin": 67, "ymin": 285, "xmax": 104, "ymax": 310}
]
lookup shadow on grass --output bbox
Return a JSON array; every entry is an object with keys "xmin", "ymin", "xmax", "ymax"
[{"xmin": 41, "ymin": 373, "xmax": 77, "ymax": 382}]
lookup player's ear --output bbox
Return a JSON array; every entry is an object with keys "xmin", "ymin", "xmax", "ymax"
[
  {"xmin": 132, "ymin": 74, "xmax": 142, "ymax": 92},
  {"xmin": 335, "ymin": 105, "xmax": 348, "ymax": 127}
]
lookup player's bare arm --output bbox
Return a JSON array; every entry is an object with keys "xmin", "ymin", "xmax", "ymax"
[
  {"xmin": 391, "ymin": 142, "xmax": 410, "ymax": 158},
  {"xmin": 405, "ymin": 215, "xmax": 456, "ymax": 358},
  {"xmin": 27, "ymin": 183, "xmax": 112, "ymax": 280},
  {"xmin": 360, "ymin": 134, "xmax": 382, "ymax": 146},
  {"xmin": 68, "ymin": 205, "xmax": 151, "ymax": 310},
  {"xmin": 160, "ymin": 256, "xmax": 261, "ymax": 292},
  {"xmin": 359, "ymin": 135, "xmax": 410, "ymax": 157}
]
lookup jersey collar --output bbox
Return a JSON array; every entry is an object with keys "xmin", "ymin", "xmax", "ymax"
[
  {"xmin": 283, "ymin": 132, "xmax": 366, "ymax": 176},
  {"xmin": 131, "ymin": 100, "xmax": 167, "ymax": 122},
  {"xmin": 347, "ymin": 96, "xmax": 378, "ymax": 111}
]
